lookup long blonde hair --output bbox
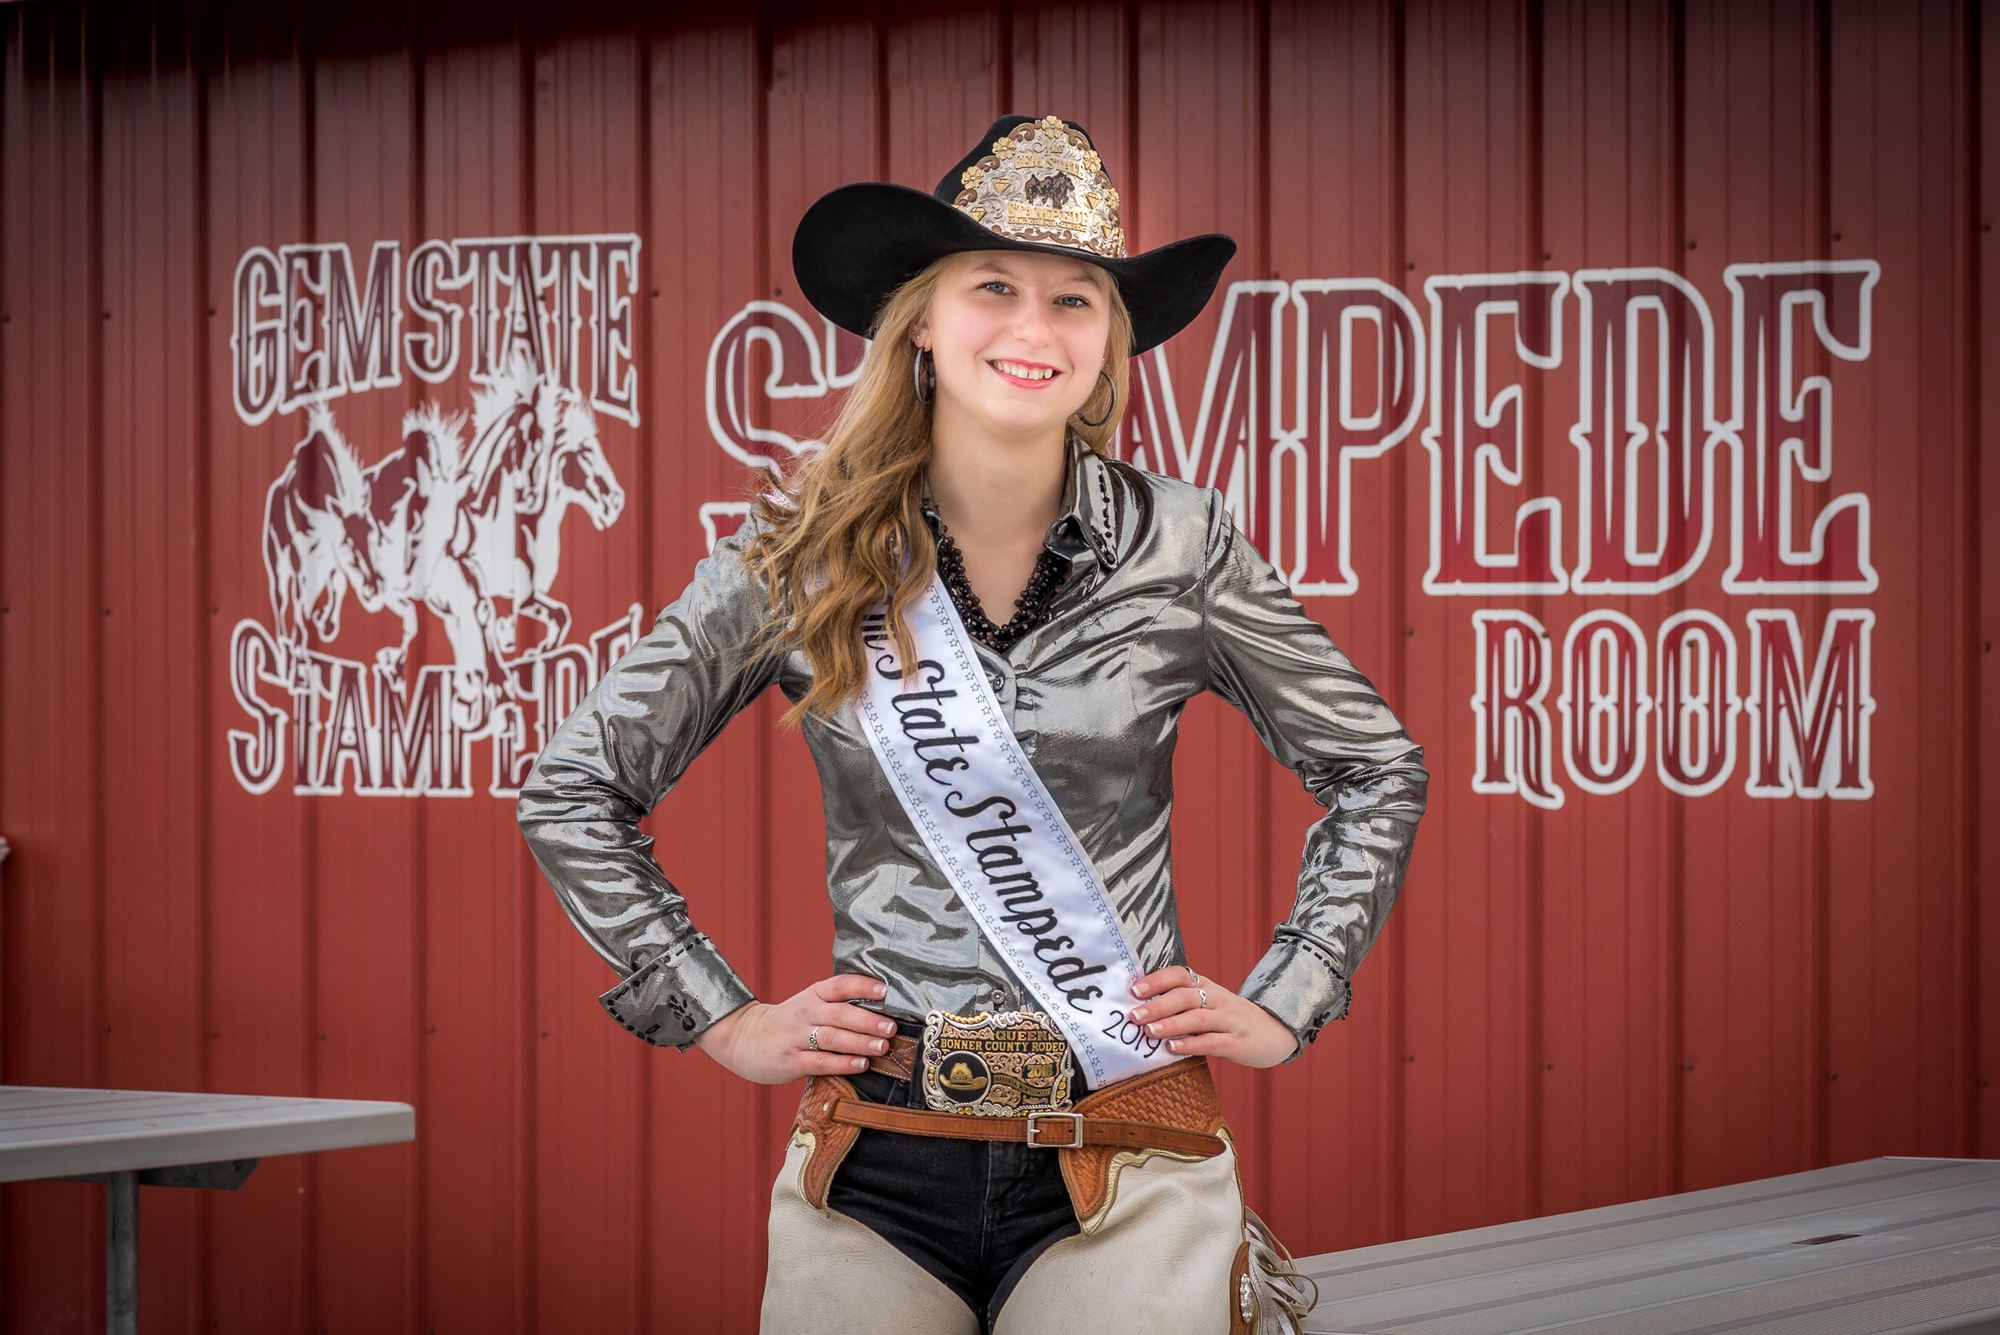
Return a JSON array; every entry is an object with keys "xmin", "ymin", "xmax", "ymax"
[{"xmin": 737, "ymin": 252, "xmax": 1134, "ymax": 730}]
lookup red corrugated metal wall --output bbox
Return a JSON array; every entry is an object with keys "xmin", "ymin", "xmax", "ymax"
[{"xmin": 1, "ymin": 0, "xmax": 1992, "ymax": 1329}]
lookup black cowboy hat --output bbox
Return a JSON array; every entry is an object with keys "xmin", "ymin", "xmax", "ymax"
[{"xmin": 791, "ymin": 113, "xmax": 1237, "ymax": 357}]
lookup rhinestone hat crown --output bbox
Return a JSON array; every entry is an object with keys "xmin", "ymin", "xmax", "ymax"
[{"xmin": 951, "ymin": 114, "xmax": 1125, "ymax": 259}]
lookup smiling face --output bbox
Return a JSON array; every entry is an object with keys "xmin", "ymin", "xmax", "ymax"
[{"xmin": 914, "ymin": 248, "xmax": 1114, "ymax": 442}]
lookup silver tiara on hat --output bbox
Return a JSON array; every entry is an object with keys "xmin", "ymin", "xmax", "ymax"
[{"xmin": 952, "ymin": 114, "xmax": 1125, "ymax": 260}]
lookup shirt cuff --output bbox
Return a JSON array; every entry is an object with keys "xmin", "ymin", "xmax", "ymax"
[
  {"xmin": 597, "ymin": 929, "xmax": 758, "ymax": 1052},
  {"xmin": 1237, "ymin": 930, "xmax": 1353, "ymax": 1065}
]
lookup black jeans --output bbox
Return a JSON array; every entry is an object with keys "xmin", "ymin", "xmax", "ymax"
[{"xmin": 825, "ymin": 1017, "xmax": 1089, "ymax": 1333}]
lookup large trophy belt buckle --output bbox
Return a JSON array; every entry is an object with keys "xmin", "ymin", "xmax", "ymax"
[{"xmin": 921, "ymin": 1007, "xmax": 1077, "ymax": 1116}]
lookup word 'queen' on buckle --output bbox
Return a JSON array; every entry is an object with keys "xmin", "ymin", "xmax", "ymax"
[{"xmin": 921, "ymin": 1008, "xmax": 1077, "ymax": 1116}]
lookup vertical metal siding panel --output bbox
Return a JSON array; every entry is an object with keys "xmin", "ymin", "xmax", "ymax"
[
  {"xmin": 1131, "ymin": 0, "xmax": 1283, "ymax": 1230},
  {"xmin": 639, "ymin": 23, "xmax": 772, "ymax": 1333},
  {"xmin": 401, "ymin": 38, "xmax": 433, "ymax": 1328},
  {"xmin": 885, "ymin": 8, "xmax": 1005, "ymax": 187},
  {"xmin": 1924, "ymin": 0, "xmax": 1980, "ymax": 1160},
  {"xmin": 1773, "ymin": 0, "xmax": 1832, "ymax": 1177},
  {"xmin": 1676, "ymin": 0, "xmax": 1819, "ymax": 1192},
  {"xmin": 1010, "ymin": 3, "xmax": 1130, "ymax": 168},
  {"xmin": 416, "ymin": 33, "xmax": 534, "ymax": 1335},
  {"xmin": 1399, "ymin": 0, "xmax": 1541, "ymax": 1238},
  {"xmin": 1537, "ymin": 0, "xmax": 1597, "ymax": 1222},
  {"xmin": 1655, "ymin": 0, "xmax": 1694, "ymax": 1206},
  {"xmin": 1263, "ymin": 0, "xmax": 1415, "ymax": 1252},
  {"xmin": 302, "ymin": 43, "xmax": 422, "ymax": 1335},
  {"xmin": 1823, "ymin": 0, "xmax": 1881, "ymax": 1171},
  {"xmin": 528, "ymin": 26, "xmax": 652, "ymax": 1335},
  {"xmin": 1537, "ymin": 0, "xmax": 1681, "ymax": 1216},
  {"xmin": 1678, "ymin": 0, "xmax": 1733, "ymax": 1196},
  {"xmin": 1833, "ymin": 0, "xmax": 1969, "ymax": 1159},
  {"xmin": 1480, "ymin": 0, "xmax": 1540, "ymax": 1232},
  {"xmin": 0, "ymin": 13, "xmax": 10, "ymax": 1310},
  {"xmin": 0, "ymin": 9, "xmax": 106, "ymax": 1330},
  {"xmin": 1828, "ymin": 0, "xmax": 1888, "ymax": 1167},
  {"xmin": 1679, "ymin": 0, "xmax": 1743, "ymax": 1190},
  {"xmin": 506, "ymin": 37, "xmax": 542, "ymax": 1324},
  {"xmin": 1827, "ymin": 0, "xmax": 1939, "ymax": 1165},
  {"xmin": 200, "ymin": 30, "xmax": 316, "ymax": 1334},
  {"xmin": 1942, "ymin": 0, "xmax": 1981, "ymax": 1161},
  {"xmin": 187, "ymin": 12, "xmax": 221, "ymax": 1328},
  {"xmin": 98, "ymin": 10, "xmax": 207, "ymax": 1326},
  {"xmin": 1380, "ymin": 0, "xmax": 1432, "ymax": 1252},
  {"xmin": 1980, "ymin": 0, "xmax": 2000, "ymax": 1166}
]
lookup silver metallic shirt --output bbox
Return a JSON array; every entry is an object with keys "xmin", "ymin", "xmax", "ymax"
[{"xmin": 515, "ymin": 430, "xmax": 1429, "ymax": 1066}]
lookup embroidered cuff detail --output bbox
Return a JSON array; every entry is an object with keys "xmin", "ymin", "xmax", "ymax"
[{"xmin": 597, "ymin": 930, "xmax": 757, "ymax": 1052}]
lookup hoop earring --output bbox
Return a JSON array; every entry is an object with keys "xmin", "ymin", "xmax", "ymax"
[
  {"xmin": 912, "ymin": 346, "xmax": 935, "ymax": 405},
  {"xmin": 1075, "ymin": 368, "xmax": 1116, "ymax": 428}
]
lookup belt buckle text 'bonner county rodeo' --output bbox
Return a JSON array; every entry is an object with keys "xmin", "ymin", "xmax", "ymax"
[{"xmin": 921, "ymin": 1009, "xmax": 1077, "ymax": 1116}]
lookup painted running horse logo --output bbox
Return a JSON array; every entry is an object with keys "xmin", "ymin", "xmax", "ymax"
[{"xmin": 257, "ymin": 352, "xmax": 626, "ymax": 731}]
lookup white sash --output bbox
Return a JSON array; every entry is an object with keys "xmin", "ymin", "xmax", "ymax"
[{"xmin": 851, "ymin": 572, "xmax": 1178, "ymax": 1087}]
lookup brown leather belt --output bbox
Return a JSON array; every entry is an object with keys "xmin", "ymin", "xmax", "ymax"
[
  {"xmin": 864, "ymin": 1031, "xmax": 921, "ymax": 1082},
  {"xmin": 789, "ymin": 1034, "xmax": 1235, "ymax": 1229},
  {"xmin": 828, "ymin": 1096, "xmax": 1225, "ymax": 1154},
  {"xmin": 835, "ymin": 1031, "xmax": 1225, "ymax": 1158}
]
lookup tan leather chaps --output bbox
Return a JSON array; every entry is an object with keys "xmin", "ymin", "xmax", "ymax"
[{"xmin": 759, "ymin": 1055, "xmax": 1267, "ymax": 1334}]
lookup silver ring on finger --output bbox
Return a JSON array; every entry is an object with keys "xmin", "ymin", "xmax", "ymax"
[
  {"xmin": 807, "ymin": 1024, "xmax": 821, "ymax": 1051},
  {"xmin": 1197, "ymin": 987, "xmax": 1210, "ymax": 1009}
]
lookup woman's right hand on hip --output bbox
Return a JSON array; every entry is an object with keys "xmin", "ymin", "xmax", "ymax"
[{"xmin": 695, "ymin": 973, "xmax": 898, "ymax": 1084}]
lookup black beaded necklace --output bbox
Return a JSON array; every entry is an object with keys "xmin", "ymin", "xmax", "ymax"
[{"xmin": 926, "ymin": 509, "xmax": 1067, "ymax": 653}]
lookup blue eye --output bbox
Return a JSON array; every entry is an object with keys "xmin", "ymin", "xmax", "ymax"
[{"xmin": 980, "ymin": 280, "xmax": 1092, "ymax": 309}]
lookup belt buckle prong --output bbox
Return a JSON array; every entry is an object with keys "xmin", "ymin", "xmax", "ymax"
[{"xmin": 1025, "ymin": 1110, "xmax": 1084, "ymax": 1149}]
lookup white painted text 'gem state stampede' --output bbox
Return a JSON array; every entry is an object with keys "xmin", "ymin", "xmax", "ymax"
[
  {"xmin": 227, "ymin": 234, "xmax": 643, "ymax": 799},
  {"xmin": 705, "ymin": 260, "xmax": 1882, "ymax": 808}
]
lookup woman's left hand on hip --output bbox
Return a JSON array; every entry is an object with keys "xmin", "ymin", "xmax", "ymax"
[{"xmin": 1127, "ymin": 964, "xmax": 1299, "ymax": 1070}]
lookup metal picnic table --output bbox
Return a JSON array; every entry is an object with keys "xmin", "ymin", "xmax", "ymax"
[
  {"xmin": 0, "ymin": 1083, "xmax": 415, "ymax": 1334},
  {"xmin": 1293, "ymin": 1154, "xmax": 2000, "ymax": 1333}
]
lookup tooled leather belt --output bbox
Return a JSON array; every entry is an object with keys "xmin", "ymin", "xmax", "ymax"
[{"xmin": 831, "ymin": 1032, "xmax": 1226, "ymax": 1158}]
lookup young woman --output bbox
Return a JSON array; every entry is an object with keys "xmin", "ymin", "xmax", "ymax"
[{"xmin": 517, "ymin": 114, "xmax": 1429, "ymax": 1334}]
